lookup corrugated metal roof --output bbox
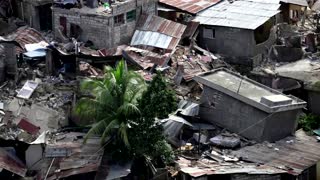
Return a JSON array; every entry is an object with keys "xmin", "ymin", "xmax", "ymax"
[
  {"xmin": 45, "ymin": 133, "xmax": 103, "ymax": 179},
  {"xmin": 233, "ymin": 130, "xmax": 320, "ymax": 176},
  {"xmin": 159, "ymin": 0, "xmax": 221, "ymax": 14},
  {"xmin": 194, "ymin": 0, "xmax": 281, "ymax": 30},
  {"xmin": 131, "ymin": 15, "xmax": 186, "ymax": 50},
  {"xmin": 0, "ymin": 26, "xmax": 47, "ymax": 54},
  {"xmin": 177, "ymin": 157, "xmax": 286, "ymax": 178},
  {"xmin": 182, "ymin": 21, "xmax": 200, "ymax": 39},
  {"xmin": 131, "ymin": 30, "xmax": 173, "ymax": 49},
  {"xmin": 281, "ymin": 0, "xmax": 308, "ymax": 6},
  {"xmin": 0, "ymin": 148, "xmax": 27, "ymax": 177},
  {"xmin": 6, "ymin": 26, "xmax": 46, "ymax": 49}
]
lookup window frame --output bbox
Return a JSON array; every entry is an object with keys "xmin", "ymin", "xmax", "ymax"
[
  {"xmin": 203, "ymin": 27, "xmax": 215, "ymax": 39},
  {"xmin": 126, "ymin": 10, "xmax": 136, "ymax": 22},
  {"xmin": 114, "ymin": 14, "xmax": 125, "ymax": 26}
]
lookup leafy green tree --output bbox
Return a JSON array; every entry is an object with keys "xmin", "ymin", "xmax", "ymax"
[
  {"xmin": 75, "ymin": 60, "xmax": 146, "ymax": 146},
  {"xmin": 129, "ymin": 73, "xmax": 177, "ymax": 165},
  {"xmin": 299, "ymin": 113, "xmax": 320, "ymax": 133}
]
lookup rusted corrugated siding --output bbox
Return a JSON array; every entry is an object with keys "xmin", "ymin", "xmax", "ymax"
[
  {"xmin": 159, "ymin": 0, "xmax": 221, "ymax": 14},
  {"xmin": 233, "ymin": 130, "xmax": 320, "ymax": 176},
  {"xmin": 132, "ymin": 14, "xmax": 186, "ymax": 50}
]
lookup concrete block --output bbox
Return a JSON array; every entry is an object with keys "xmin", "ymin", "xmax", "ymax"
[{"xmin": 260, "ymin": 95, "xmax": 293, "ymax": 107}]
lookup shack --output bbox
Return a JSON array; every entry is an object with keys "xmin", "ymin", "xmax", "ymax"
[
  {"xmin": 193, "ymin": 68, "xmax": 306, "ymax": 142},
  {"xmin": 279, "ymin": 0, "xmax": 308, "ymax": 24},
  {"xmin": 194, "ymin": 0, "xmax": 280, "ymax": 63}
]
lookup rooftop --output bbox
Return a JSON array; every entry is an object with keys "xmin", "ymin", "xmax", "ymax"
[
  {"xmin": 193, "ymin": 0, "xmax": 280, "ymax": 30},
  {"xmin": 233, "ymin": 130, "xmax": 320, "ymax": 176},
  {"xmin": 53, "ymin": 0, "xmax": 135, "ymax": 17},
  {"xmin": 177, "ymin": 130, "xmax": 320, "ymax": 178},
  {"xmin": 131, "ymin": 14, "xmax": 186, "ymax": 50},
  {"xmin": 159, "ymin": 0, "xmax": 221, "ymax": 15},
  {"xmin": 280, "ymin": 0, "xmax": 308, "ymax": 6},
  {"xmin": 194, "ymin": 68, "xmax": 306, "ymax": 113}
]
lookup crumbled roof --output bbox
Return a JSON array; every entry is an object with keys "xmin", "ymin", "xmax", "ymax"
[
  {"xmin": 177, "ymin": 157, "xmax": 286, "ymax": 178},
  {"xmin": 123, "ymin": 46, "xmax": 170, "ymax": 70},
  {"xmin": 0, "ymin": 26, "xmax": 47, "ymax": 53},
  {"xmin": 44, "ymin": 132, "xmax": 103, "ymax": 179},
  {"xmin": 159, "ymin": 0, "xmax": 221, "ymax": 15},
  {"xmin": 280, "ymin": 0, "xmax": 308, "ymax": 6},
  {"xmin": 194, "ymin": 0, "xmax": 280, "ymax": 30},
  {"xmin": 233, "ymin": 130, "xmax": 320, "ymax": 176},
  {"xmin": 131, "ymin": 14, "xmax": 186, "ymax": 50},
  {"xmin": 258, "ymin": 58, "xmax": 320, "ymax": 91}
]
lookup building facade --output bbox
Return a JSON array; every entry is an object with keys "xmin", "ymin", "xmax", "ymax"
[{"xmin": 52, "ymin": 0, "xmax": 157, "ymax": 49}]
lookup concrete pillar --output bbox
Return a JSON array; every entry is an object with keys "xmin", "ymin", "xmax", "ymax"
[{"xmin": 3, "ymin": 43, "xmax": 18, "ymax": 82}]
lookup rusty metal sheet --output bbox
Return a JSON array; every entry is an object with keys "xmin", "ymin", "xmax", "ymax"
[
  {"xmin": 177, "ymin": 157, "xmax": 286, "ymax": 178},
  {"xmin": 133, "ymin": 15, "xmax": 186, "ymax": 50},
  {"xmin": 182, "ymin": 21, "xmax": 200, "ymax": 39},
  {"xmin": 159, "ymin": 0, "xmax": 221, "ymax": 14},
  {"xmin": 233, "ymin": 130, "xmax": 320, "ymax": 176},
  {"xmin": 0, "ymin": 148, "xmax": 27, "ymax": 177}
]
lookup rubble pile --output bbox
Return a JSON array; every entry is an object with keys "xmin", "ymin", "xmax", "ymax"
[{"xmin": 2, "ymin": 0, "xmax": 320, "ymax": 179}]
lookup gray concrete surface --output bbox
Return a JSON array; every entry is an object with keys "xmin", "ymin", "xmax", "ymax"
[
  {"xmin": 52, "ymin": 0, "xmax": 157, "ymax": 48},
  {"xmin": 194, "ymin": 68, "xmax": 306, "ymax": 142}
]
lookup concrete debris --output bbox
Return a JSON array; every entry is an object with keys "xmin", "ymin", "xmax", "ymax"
[
  {"xmin": 210, "ymin": 134, "xmax": 241, "ymax": 148},
  {"xmin": 177, "ymin": 100, "xmax": 199, "ymax": 116},
  {"xmin": 16, "ymin": 80, "xmax": 38, "ymax": 99},
  {"xmin": 2, "ymin": 2, "xmax": 320, "ymax": 179},
  {"xmin": 193, "ymin": 132, "xmax": 208, "ymax": 144}
]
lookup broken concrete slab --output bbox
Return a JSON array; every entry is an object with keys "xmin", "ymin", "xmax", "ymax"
[
  {"xmin": 193, "ymin": 133, "xmax": 208, "ymax": 144},
  {"xmin": 210, "ymin": 134, "xmax": 241, "ymax": 148},
  {"xmin": 16, "ymin": 81, "xmax": 38, "ymax": 99},
  {"xmin": 269, "ymin": 45, "xmax": 304, "ymax": 63}
]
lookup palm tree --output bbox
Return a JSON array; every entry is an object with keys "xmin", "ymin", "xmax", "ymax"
[{"xmin": 75, "ymin": 60, "xmax": 146, "ymax": 146}]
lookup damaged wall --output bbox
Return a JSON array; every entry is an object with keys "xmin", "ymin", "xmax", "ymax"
[
  {"xmin": 199, "ymin": 86, "xmax": 302, "ymax": 142},
  {"xmin": 13, "ymin": 0, "xmax": 52, "ymax": 31},
  {"xmin": 198, "ymin": 25, "xmax": 255, "ymax": 58},
  {"xmin": 198, "ymin": 23, "xmax": 276, "ymax": 62},
  {"xmin": 52, "ymin": 0, "xmax": 157, "ymax": 49}
]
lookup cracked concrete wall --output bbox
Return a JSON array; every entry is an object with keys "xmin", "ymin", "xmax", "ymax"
[
  {"xmin": 52, "ymin": 0, "xmax": 157, "ymax": 49},
  {"xmin": 198, "ymin": 26, "xmax": 255, "ymax": 58},
  {"xmin": 199, "ymin": 86, "xmax": 301, "ymax": 142}
]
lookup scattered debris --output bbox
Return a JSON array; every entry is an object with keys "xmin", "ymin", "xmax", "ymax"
[{"xmin": 210, "ymin": 134, "xmax": 241, "ymax": 148}]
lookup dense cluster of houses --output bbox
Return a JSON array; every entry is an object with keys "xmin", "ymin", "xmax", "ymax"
[{"xmin": 1, "ymin": 0, "xmax": 320, "ymax": 179}]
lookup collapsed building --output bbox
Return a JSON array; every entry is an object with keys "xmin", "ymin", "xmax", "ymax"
[
  {"xmin": 1, "ymin": 0, "xmax": 320, "ymax": 179},
  {"xmin": 52, "ymin": 0, "xmax": 157, "ymax": 48}
]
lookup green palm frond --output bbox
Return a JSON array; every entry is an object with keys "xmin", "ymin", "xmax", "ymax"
[
  {"xmin": 84, "ymin": 119, "xmax": 108, "ymax": 143},
  {"xmin": 117, "ymin": 103, "xmax": 141, "ymax": 118},
  {"xmin": 119, "ymin": 122, "xmax": 129, "ymax": 147},
  {"xmin": 101, "ymin": 119, "xmax": 119, "ymax": 144},
  {"xmin": 75, "ymin": 97, "xmax": 100, "ymax": 120},
  {"xmin": 76, "ymin": 59, "xmax": 147, "ymax": 146}
]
